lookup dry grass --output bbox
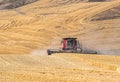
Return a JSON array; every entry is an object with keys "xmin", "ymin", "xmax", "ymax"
[
  {"xmin": 0, "ymin": 0, "xmax": 120, "ymax": 82},
  {"xmin": 0, "ymin": 54, "xmax": 120, "ymax": 82}
]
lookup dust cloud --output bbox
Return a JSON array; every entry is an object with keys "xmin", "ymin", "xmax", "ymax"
[{"xmin": 31, "ymin": 49, "xmax": 48, "ymax": 56}]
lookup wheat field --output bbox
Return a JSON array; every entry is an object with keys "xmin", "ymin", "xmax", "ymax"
[
  {"xmin": 0, "ymin": 0, "xmax": 120, "ymax": 82},
  {"xmin": 0, "ymin": 54, "xmax": 120, "ymax": 82}
]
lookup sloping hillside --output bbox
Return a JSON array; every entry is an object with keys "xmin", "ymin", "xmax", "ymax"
[
  {"xmin": 0, "ymin": 0, "xmax": 119, "ymax": 55},
  {"xmin": 0, "ymin": 0, "xmax": 120, "ymax": 82}
]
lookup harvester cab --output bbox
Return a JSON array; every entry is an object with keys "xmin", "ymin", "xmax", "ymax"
[
  {"xmin": 62, "ymin": 38, "xmax": 78, "ymax": 50},
  {"xmin": 47, "ymin": 38, "xmax": 82, "ymax": 55}
]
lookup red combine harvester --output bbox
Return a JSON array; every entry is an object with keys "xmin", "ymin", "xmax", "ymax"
[
  {"xmin": 47, "ymin": 38, "xmax": 97, "ymax": 55},
  {"xmin": 47, "ymin": 38, "xmax": 82, "ymax": 55}
]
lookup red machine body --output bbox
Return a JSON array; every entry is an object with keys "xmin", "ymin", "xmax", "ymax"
[
  {"xmin": 61, "ymin": 38, "xmax": 77, "ymax": 50},
  {"xmin": 62, "ymin": 40, "xmax": 67, "ymax": 49},
  {"xmin": 47, "ymin": 38, "xmax": 82, "ymax": 55}
]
